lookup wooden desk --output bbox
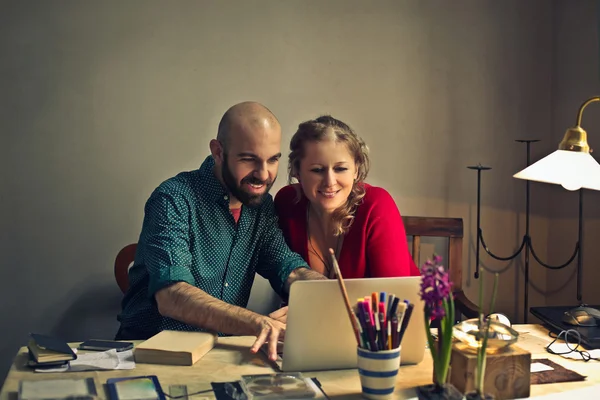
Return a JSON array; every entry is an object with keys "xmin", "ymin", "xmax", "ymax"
[{"xmin": 1, "ymin": 325, "xmax": 599, "ymax": 399}]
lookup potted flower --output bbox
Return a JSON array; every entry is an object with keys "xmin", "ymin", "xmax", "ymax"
[{"xmin": 415, "ymin": 255, "xmax": 463, "ymax": 400}]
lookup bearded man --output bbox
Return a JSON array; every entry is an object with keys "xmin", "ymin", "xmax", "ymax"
[{"xmin": 116, "ymin": 102, "xmax": 325, "ymax": 361}]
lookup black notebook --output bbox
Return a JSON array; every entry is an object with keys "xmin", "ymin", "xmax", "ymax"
[{"xmin": 27, "ymin": 333, "xmax": 77, "ymax": 365}]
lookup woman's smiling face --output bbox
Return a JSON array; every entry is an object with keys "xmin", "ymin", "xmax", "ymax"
[{"xmin": 297, "ymin": 139, "xmax": 358, "ymax": 213}]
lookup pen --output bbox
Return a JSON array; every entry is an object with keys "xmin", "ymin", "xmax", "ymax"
[
  {"xmin": 389, "ymin": 297, "xmax": 400, "ymax": 319},
  {"xmin": 378, "ymin": 303, "xmax": 386, "ymax": 350},
  {"xmin": 387, "ymin": 294, "xmax": 395, "ymax": 321},
  {"xmin": 391, "ymin": 316, "xmax": 399, "ymax": 348},
  {"xmin": 356, "ymin": 302, "xmax": 371, "ymax": 350},
  {"xmin": 374, "ymin": 307, "xmax": 381, "ymax": 349},
  {"xmin": 398, "ymin": 302, "xmax": 414, "ymax": 346},
  {"xmin": 353, "ymin": 310, "xmax": 366, "ymax": 349},
  {"xmin": 393, "ymin": 302, "xmax": 407, "ymax": 349},
  {"xmin": 371, "ymin": 292, "xmax": 378, "ymax": 315},
  {"xmin": 362, "ymin": 301, "xmax": 378, "ymax": 351}
]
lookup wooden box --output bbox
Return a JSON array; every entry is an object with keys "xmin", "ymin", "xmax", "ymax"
[{"xmin": 449, "ymin": 344, "xmax": 531, "ymax": 399}]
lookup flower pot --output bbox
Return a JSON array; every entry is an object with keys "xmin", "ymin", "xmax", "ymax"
[
  {"xmin": 415, "ymin": 383, "xmax": 463, "ymax": 400},
  {"xmin": 464, "ymin": 391, "xmax": 495, "ymax": 400}
]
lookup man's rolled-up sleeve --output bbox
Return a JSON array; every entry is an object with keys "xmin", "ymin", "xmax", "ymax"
[{"xmin": 142, "ymin": 190, "xmax": 195, "ymax": 298}]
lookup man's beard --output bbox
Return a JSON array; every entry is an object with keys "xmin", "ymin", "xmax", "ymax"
[{"xmin": 221, "ymin": 155, "xmax": 275, "ymax": 207}]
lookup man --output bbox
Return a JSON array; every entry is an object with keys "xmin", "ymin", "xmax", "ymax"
[{"xmin": 116, "ymin": 102, "xmax": 326, "ymax": 360}]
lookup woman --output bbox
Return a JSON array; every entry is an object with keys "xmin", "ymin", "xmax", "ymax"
[{"xmin": 274, "ymin": 115, "xmax": 419, "ymax": 279}]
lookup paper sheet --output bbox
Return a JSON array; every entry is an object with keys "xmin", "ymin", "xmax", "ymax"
[
  {"xmin": 531, "ymin": 362, "xmax": 554, "ymax": 372},
  {"xmin": 35, "ymin": 348, "xmax": 135, "ymax": 373},
  {"xmin": 530, "ymin": 383, "xmax": 600, "ymax": 399}
]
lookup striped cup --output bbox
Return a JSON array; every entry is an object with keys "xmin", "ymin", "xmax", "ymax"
[{"xmin": 357, "ymin": 346, "xmax": 401, "ymax": 399}]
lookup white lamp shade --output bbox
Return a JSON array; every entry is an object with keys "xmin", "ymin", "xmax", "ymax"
[{"xmin": 513, "ymin": 149, "xmax": 600, "ymax": 191}]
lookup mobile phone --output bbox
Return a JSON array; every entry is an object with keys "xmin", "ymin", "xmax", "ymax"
[
  {"xmin": 107, "ymin": 376, "xmax": 166, "ymax": 400},
  {"xmin": 78, "ymin": 339, "xmax": 134, "ymax": 352}
]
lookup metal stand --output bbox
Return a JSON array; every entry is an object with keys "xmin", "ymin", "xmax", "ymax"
[{"xmin": 468, "ymin": 139, "xmax": 582, "ymax": 323}]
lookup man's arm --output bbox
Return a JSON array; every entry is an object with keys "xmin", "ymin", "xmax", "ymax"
[
  {"xmin": 256, "ymin": 197, "xmax": 328, "ymax": 297},
  {"xmin": 284, "ymin": 267, "xmax": 327, "ymax": 293},
  {"xmin": 142, "ymin": 190, "xmax": 283, "ymax": 360},
  {"xmin": 155, "ymin": 282, "xmax": 284, "ymax": 360}
]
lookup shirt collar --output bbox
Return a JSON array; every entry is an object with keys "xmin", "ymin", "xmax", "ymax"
[{"xmin": 198, "ymin": 156, "xmax": 232, "ymax": 206}]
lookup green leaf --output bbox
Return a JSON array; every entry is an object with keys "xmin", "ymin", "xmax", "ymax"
[
  {"xmin": 424, "ymin": 310, "xmax": 440, "ymax": 383},
  {"xmin": 437, "ymin": 297, "xmax": 454, "ymax": 385}
]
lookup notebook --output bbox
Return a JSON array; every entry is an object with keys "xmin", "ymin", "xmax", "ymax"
[
  {"xmin": 134, "ymin": 330, "xmax": 217, "ymax": 366},
  {"xmin": 270, "ymin": 277, "xmax": 426, "ymax": 372},
  {"xmin": 27, "ymin": 333, "xmax": 77, "ymax": 365}
]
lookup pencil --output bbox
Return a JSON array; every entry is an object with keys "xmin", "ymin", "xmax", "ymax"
[{"xmin": 329, "ymin": 248, "xmax": 361, "ymax": 347}]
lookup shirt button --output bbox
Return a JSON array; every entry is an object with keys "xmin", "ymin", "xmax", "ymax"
[
  {"xmin": 223, "ymin": 195, "xmax": 228, "ymax": 200},
  {"xmin": 224, "ymin": 282, "xmax": 229, "ymax": 287}
]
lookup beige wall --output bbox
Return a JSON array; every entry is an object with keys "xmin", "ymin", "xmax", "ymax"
[
  {"xmin": 2, "ymin": 0, "xmax": 594, "ymax": 381},
  {"xmin": 545, "ymin": 0, "xmax": 600, "ymax": 308}
]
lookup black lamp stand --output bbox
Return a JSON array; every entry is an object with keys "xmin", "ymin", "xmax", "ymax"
[{"xmin": 468, "ymin": 139, "xmax": 583, "ymax": 323}]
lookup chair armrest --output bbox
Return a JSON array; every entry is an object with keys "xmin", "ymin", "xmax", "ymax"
[{"xmin": 453, "ymin": 290, "xmax": 479, "ymax": 319}]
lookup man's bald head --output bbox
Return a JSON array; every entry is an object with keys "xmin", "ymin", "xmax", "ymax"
[
  {"xmin": 210, "ymin": 102, "xmax": 282, "ymax": 208},
  {"xmin": 217, "ymin": 101, "xmax": 280, "ymax": 150}
]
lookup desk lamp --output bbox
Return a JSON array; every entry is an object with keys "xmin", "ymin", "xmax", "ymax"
[{"xmin": 514, "ymin": 95, "xmax": 600, "ymax": 320}]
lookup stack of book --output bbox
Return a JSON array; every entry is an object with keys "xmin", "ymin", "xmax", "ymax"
[{"xmin": 27, "ymin": 333, "xmax": 76, "ymax": 367}]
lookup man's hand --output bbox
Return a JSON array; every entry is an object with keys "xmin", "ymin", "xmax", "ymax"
[
  {"xmin": 268, "ymin": 306, "xmax": 288, "ymax": 324},
  {"xmin": 249, "ymin": 316, "xmax": 286, "ymax": 361}
]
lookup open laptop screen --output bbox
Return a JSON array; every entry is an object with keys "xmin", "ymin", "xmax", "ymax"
[{"xmin": 278, "ymin": 277, "xmax": 426, "ymax": 372}]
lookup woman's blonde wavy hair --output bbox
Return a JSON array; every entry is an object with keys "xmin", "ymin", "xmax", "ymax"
[{"xmin": 288, "ymin": 115, "xmax": 370, "ymax": 236}]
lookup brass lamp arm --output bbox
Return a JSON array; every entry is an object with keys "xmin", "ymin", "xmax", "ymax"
[{"xmin": 576, "ymin": 96, "xmax": 600, "ymax": 127}]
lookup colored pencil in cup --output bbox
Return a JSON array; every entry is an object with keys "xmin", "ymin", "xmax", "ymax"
[{"xmin": 329, "ymin": 248, "xmax": 361, "ymax": 347}]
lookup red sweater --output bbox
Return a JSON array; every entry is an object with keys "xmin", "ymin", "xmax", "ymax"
[{"xmin": 274, "ymin": 183, "xmax": 420, "ymax": 279}]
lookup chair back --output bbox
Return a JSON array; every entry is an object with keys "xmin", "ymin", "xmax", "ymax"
[
  {"xmin": 402, "ymin": 216, "xmax": 478, "ymax": 319},
  {"xmin": 114, "ymin": 243, "xmax": 137, "ymax": 293}
]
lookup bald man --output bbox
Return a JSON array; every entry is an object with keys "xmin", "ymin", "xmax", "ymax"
[{"xmin": 117, "ymin": 102, "xmax": 325, "ymax": 360}]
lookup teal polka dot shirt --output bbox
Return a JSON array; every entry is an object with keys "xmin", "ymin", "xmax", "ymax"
[{"xmin": 117, "ymin": 156, "xmax": 308, "ymax": 339}]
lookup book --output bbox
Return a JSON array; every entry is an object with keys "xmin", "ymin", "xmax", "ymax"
[
  {"xmin": 19, "ymin": 377, "xmax": 97, "ymax": 400},
  {"xmin": 134, "ymin": 330, "xmax": 217, "ymax": 366},
  {"xmin": 27, "ymin": 333, "xmax": 77, "ymax": 364}
]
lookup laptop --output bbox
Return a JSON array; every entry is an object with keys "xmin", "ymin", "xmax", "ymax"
[
  {"xmin": 530, "ymin": 305, "xmax": 600, "ymax": 349},
  {"xmin": 271, "ymin": 277, "xmax": 426, "ymax": 372}
]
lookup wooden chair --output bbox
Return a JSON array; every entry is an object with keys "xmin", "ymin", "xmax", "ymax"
[
  {"xmin": 114, "ymin": 243, "xmax": 137, "ymax": 293},
  {"xmin": 402, "ymin": 216, "xmax": 479, "ymax": 321}
]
